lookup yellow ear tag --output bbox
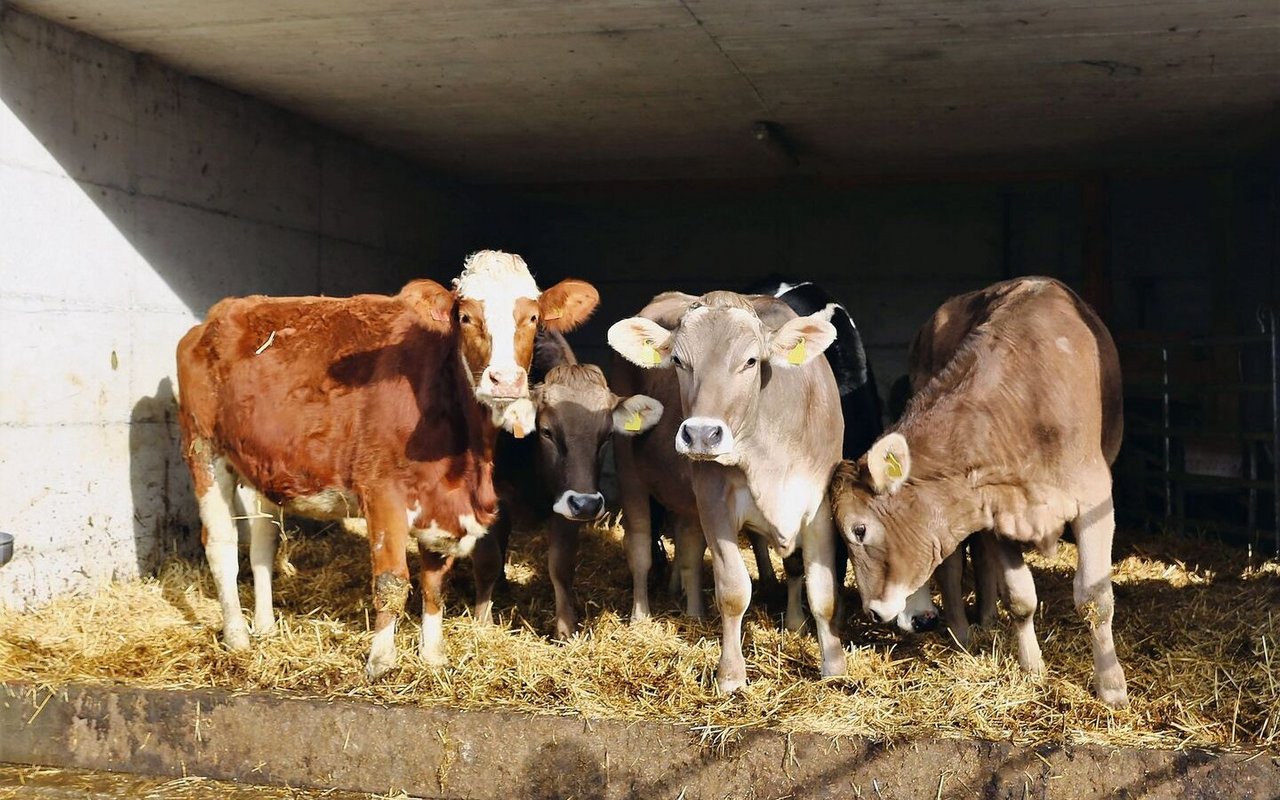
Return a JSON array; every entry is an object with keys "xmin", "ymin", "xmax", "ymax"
[
  {"xmin": 885, "ymin": 451, "xmax": 904, "ymax": 480},
  {"xmin": 624, "ymin": 410, "xmax": 643, "ymax": 432},
  {"xmin": 787, "ymin": 340, "xmax": 807, "ymax": 365},
  {"xmin": 642, "ymin": 340, "xmax": 662, "ymax": 365},
  {"xmin": 512, "ymin": 421, "xmax": 527, "ymax": 439}
]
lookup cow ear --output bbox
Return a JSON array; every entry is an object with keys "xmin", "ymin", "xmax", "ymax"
[
  {"xmin": 608, "ymin": 317, "xmax": 674, "ymax": 369},
  {"xmin": 612, "ymin": 394, "xmax": 663, "ymax": 436},
  {"xmin": 539, "ymin": 279, "xmax": 599, "ymax": 332},
  {"xmin": 399, "ymin": 279, "xmax": 455, "ymax": 333},
  {"xmin": 867, "ymin": 432, "xmax": 911, "ymax": 495},
  {"xmin": 768, "ymin": 308, "xmax": 837, "ymax": 368}
]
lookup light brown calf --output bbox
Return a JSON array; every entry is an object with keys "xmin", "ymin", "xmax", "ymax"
[
  {"xmin": 830, "ymin": 277, "xmax": 1128, "ymax": 706},
  {"xmin": 611, "ymin": 291, "xmax": 847, "ymax": 692}
]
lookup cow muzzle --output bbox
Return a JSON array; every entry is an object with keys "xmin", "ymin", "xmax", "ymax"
[
  {"xmin": 867, "ymin": 596, "xmax": 907, "ymax": 627},
  {"xmin": 675, "ymin": 417, "xmax": 734, "ymax": 461},
  {"xmin": 478, "ymin": 366, "xmax": 529, "ymax": 402},
  {"xmin": 553, "ymin": 491, "xmax": 605, "ymax": 522}
]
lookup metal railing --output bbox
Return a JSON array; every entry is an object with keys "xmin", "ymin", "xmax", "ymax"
[{"xmin": 1117, "ymin": 308, "xmax": 1279, "ymax": 553}]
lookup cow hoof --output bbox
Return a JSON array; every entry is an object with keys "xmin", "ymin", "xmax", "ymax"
[
  {"xmin": 717, "ymin": 675, "xmax": 747, "ymax": 694},
  {"xmin": 630, "ymin": 610, "xmax": 651, "ymax": 625},
  {"xmin": 910, "ymin": 610, "xmax": 940, "ymax": 633},
  {"xmin": 821, "ymin": 651, "xmax": 848, "ymax": 679},
  {"xmin": 552, "ymin": 620, "xmax": 577, "ymax": 642},
  {"xmin": 784, "ymin": 611, "xmax": 806, "ymax": 633},
  {"xmin": 366, "ymin": 652, "xmax": 397, "ymax": 680},
  {"xmin": 1097, "ymin": 683, "xmax": 1129, "ymax": 708},
  {"xmin": 253, "ymin": 616, "xmax": 276, "ymax": 638},
  {"xmin": 222, "ymin": 625, "xmax": 251, "ymax": 651},
  {"xmin": 418, "ymin": 647, "xmax": 448, "ymax": 668}
]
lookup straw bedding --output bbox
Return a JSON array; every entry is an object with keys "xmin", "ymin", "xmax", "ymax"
[{"xmin": 1, "ymin": 518, "xmax": 1277, "ymax": 752}]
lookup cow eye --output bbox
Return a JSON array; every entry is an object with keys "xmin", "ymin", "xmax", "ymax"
[
  {"xmin": 530, "ymin": 314, "xmax": 539, "ymax": 324},
  {"xmin": 852, "ymin": 524, "xmax": 867, "ymax": 542},
  {"xmin": 460, "ymin": 314, "xmax": 472, "ymax": 325},
  {"xmin": 744, "ymin": 357, "xmax": 758, "ymax": 369},
  {"xmin": 671, "ymin": 355, "xmax": 684, "ymax": 368},
  {"xmin": 539, "ymin": 428, "xmax": 553, "ymax": 439}
]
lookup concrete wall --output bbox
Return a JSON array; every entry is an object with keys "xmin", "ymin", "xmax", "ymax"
[
  {"xmin": 474, "ymin": 179, "xmax": 1086, "ymax": 386},
  {"xmin": 0, "ymin": 7, "xmax": 471, "ymax": 610}
]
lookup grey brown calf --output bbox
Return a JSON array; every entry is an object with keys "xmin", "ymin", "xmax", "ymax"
[
  {"xmin": 830, "ymin": 277, "xmax": 1129, "ymax": 707},
  {"xmin": 610, "ymin": 291, "xmax": 847, "ymax": 692},
  {"xmin": 473, "ymin": 337, "xmax": 661, "ymax": 639}
]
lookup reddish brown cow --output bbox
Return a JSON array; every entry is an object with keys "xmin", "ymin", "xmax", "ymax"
[{"xmin": 176, "ymin": 251, "xmax": 597, "ymax": 678}]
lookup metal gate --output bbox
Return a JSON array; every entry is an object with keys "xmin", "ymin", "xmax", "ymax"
[{"xmin": 1117, "ymin": 308, "xmax": 1280, "ymax": 553}]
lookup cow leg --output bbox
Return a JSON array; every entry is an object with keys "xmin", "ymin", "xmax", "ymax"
[
  {"xmin": 992, "ymin": 537, "xmax": 1045, "ymax": 676},
  {"xmin": 365, "ymin": 497, "xmax": 411, "ymax": 680},
  {"xmin": 782, "ymin": 551, "xmax": 806, "ymax": 632},
  {"xmin": 418, "ymin": 550, "xmax": 453, "ymax": 667},
  {"xmin": 198, "ymin": 458, "xmax": 249, "ymax": 651},
  {"xmin": 235, "ymin": 484, "xmax": 279, "ymax": 637},
  {"xmin": 471, "ymin": 513, "xmax": 510, "ymax": 624},
  {"xmin": 702, "ymin": 513, "xmax": 752, "ymax": 693},
  {"xmin": 973, "ymin": 530, "xmax": 1001, "ymax": 627},
  {"xmin": 1072, "ymin": 494, "xmax": 1129, "ymax": 708},
  {"xmin": 674, "ymin": 517, "xmax": 706, "ymax": 619},
  {"xmin": 621, "ymin": 492, "xmax": 655, "ymax": 622},
  {"xmin": 749, "ymin": 533, "xmax": 782, "ymax": 597},
  {"xmin": 937, "ymin": 547, "xmax": 970, "ymax": 647},
  {"xmin": 799, "ymin": 513, "xmax": 847, "ymax": 680},
  {"xmin": 547, "ymin": 517, "xmax": 579, "ymax": 640}
]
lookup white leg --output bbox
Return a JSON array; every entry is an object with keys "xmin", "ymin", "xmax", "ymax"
[
  {"xmin": 199, "ymin": 459, "xmax": 249, "ymax": 650},
  {"xmin": 992, "ymin": 538, "xmax": 1045, "ymax": 675},
  {"xmin": 1073, "ymin": 494, "xmax": 1129, "ymax": 707},
  {"xmin": 704, "ymin": 517, "xmax": 751, "ymax": 693},
  {"xmin": 418, "ymin": 608, "xmax": 446, "ymax": 666},
  {"xmin": 368, "ymin": 620, "xmax": 398, "ymax": 678},
  {"xmin": 800, "ymin": 512, "xmax": 847, "ymax": 679},
  {"xmin": 236, "ymin": 484, "xmax": 279, "ymax": 637},
  {"xmin": 674, "ymin": 518, "xmax": 706, "ymax": 619}
]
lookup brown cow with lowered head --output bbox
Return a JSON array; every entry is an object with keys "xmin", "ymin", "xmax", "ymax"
[
  {"xmin": 829, "ymin": 277, "xmax": 1129, "ymax": 707},
  {"xmin": 177, "ymin": 251, "xmax": 597, "ymax": 678},
  {"xmin": 610, "ymin": 290, "xmax": 847, "ymax": 692}
]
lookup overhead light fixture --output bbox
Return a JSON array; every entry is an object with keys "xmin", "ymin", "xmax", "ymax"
[{"xmin": 752, "ymin": 120, "xmax": 799, "ymax": 167}]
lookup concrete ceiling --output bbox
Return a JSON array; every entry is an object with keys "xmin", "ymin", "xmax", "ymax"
[{"xmin": 14, "ymin": 0, "xmax": 1280, "ymax": 183}]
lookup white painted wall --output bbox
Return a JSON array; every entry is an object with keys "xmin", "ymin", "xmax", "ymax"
[{"xmin": 0, "ymin": 7, "xmax": 471, "ymax": 610}]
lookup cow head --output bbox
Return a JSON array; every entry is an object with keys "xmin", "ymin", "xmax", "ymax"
[
  {"xmin": 448, "ymin": 251, "xmax": 598, "ymax": 432},
  {"xmin": 607, "ymin": 291, "xmax": 835, "ymax": 466},
  {"xmin": 830, "ymin": 432, "xmax": 950, "ymax": 631},
  {"xmin": 531, "ymin": 364, "xmax": 662, "ymax": 521}
]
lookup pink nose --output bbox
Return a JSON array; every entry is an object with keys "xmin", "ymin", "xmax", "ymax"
[{"xmin": 487, "ymin": 369, "xmax": 527, "ymax": 398}]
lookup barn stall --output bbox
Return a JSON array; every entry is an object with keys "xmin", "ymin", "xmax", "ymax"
[{"xmin": 1, "ymin": 1, "xmax": 1278, "ymax": 797}]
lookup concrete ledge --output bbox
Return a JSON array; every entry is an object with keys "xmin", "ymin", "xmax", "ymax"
[{"xmin": 1, "ymin": 683, "xmax": 1277, "ymax": 799}]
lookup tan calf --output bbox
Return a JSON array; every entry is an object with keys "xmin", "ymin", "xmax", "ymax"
[
  {"xmin": 830, "ymin": 277, "xmax": 1128, "ymax": 706},
  {"xmin": 611, "ymin": 291, "xmax": 847, "ymax": 692}
]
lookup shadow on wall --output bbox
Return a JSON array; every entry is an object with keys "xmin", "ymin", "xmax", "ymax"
[{"xmin": 130, "ymin": 379, "xmax": 200, "ymax": 571}]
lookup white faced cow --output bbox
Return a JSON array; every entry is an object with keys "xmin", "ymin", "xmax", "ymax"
[
  {"xmin": 610, "ymin": 291, "xmax": 847, "ymax": 691},
  {"xmin": 829, "ymin": 277, "xmax": 1129, "ymax": 707}
]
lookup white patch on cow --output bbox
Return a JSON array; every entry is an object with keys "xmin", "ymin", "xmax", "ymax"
[
  {"xmin": 419, "ymin": 606, "xmax": 447, "ymax": 666},
  {"xmin": 868, "ymin": 583, "xmax": 911, "ymax": 627},
  {"xmin": 285, "ymin": 488, "xmax": 360, "ymax": 520},
  {"xmin": 894, "ymin": 584, "xmax": 940, "ymax": 633},
  {"xmin": 415, "ymin": 514, "xmax": 488, "ymax": 558},
  {"xmin": 405, "ymin": 501, "xmax": 423, "ymax": 531},
  {"xmin": 552, "ymin": 491, "xmax": 605, "ymax": 521},
  {"xmin": 454, "ymin": 251, "xmax": 539, "ymax": 402},
  {"xmin": 675, "ymin": 416, "xmax": 736, "ymax": 462},
  {"xmin": 1056, "ymin": 336, "xmax": 1072, "ymax": 353},
  {"xmin": 772, "ymin": 281, "xmax": 812, "ymax": 298},
  {"xmin": 366, "ymin": 621, "xmax": 397, "ymax": 679}
]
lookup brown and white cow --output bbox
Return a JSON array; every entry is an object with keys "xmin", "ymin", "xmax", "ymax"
[
  {"xmin": 610, "ymin": 291, "xmax": 848, "ymax": 692},
  {"xmin": 829, "ymin": 277, "xmax": 1129, "ymax": 706},
  {"xmin": 176, "ymin": 251, "xmax": 597, "ymax": 679},
  {"xmin": 472, "ymin": 330, "xmax": 663, "ymax": 639}
]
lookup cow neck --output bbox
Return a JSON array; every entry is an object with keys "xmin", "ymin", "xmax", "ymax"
[{"xmin": 400, "ymin": 320, "xmax": 498, "ymax": 484}]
